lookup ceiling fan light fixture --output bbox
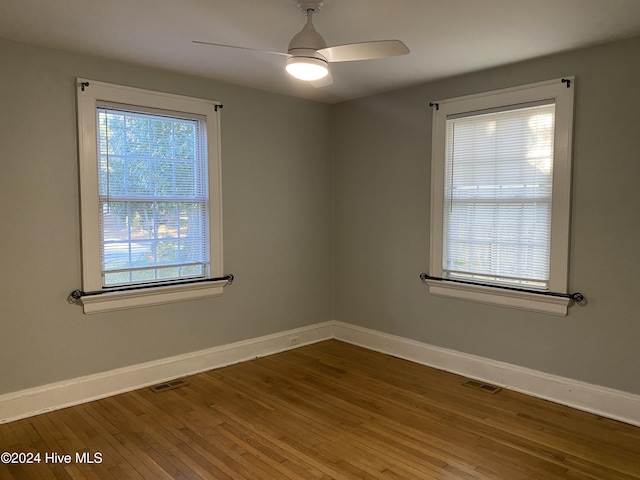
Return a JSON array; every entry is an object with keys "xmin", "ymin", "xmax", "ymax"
[{"xmin": 286, "ymin": 56, "xmax": 329, "ymax": 81}]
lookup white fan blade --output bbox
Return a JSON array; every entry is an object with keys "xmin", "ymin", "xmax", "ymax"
[
  {"xmin": 193, "ymin": 41, "xmax": 290, "ymax": 58},
  {"xmin": 317, "ymin": 40, "xmax": 409, "ymax": 63},
  {"xmin": 310, "ymin": 71, "xmax": 333, "ymax": 88}
]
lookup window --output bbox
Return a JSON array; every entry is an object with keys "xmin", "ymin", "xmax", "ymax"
[
  {"xmin": 76, "ymin": 80, "xmax": 224, "ymax": 313},
  {"xmin": 428, "ymin": 78, "xmax": 574, "ymax": 315}
]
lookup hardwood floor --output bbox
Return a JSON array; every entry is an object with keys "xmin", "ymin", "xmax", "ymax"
[{"xmin": 1, "ymin": 340, "xmax": 639, "ymax": 479}]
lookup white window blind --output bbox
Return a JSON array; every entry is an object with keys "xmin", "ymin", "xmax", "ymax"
[
  {"xmin": 96, "ymin": 104, "xmax": 210, "ymax": 287},
  {"xmin": 443, "ymin": 101, "xmax": 556, "ymax": 290}
]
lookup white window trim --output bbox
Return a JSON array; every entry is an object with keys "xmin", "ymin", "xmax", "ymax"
[
  {"xmin": 78, "ymin": 281, "xmax": 227, "ymax": 315},
  {"xmin": 429, "ymin": 78, "xmax": 575, "ymax": 315},
  {"xmin": 76, "ymin": 79, "xmax": 224, "ymax": 314}
]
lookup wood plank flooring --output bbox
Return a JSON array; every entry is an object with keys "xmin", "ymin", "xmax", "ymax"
[{"xmin": 1, "ymin": 340, "xmax": 639, "ymax": 479}]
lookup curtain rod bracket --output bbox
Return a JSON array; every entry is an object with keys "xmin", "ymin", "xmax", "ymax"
[
  {"xmin": 214, "ymin": 104, "xmax": 223, "ymax": 111},
  {"xmin": 68, "ymin": 290, "xmax": 83, "ymax": 304},
  {"xmin": 561, "ymin": 78, "xmax": 571, "ymax": 88},
  {"xmin": 429, "ymin": 102, "xmax": 439, "ymax": 111}
]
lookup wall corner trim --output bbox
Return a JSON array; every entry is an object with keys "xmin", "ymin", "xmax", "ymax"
[
  {"xmin": 332, "ymin": 321, "xmax": 640, "ymax": 427},
  {"xmin": 1, "ymin": 320, "xmax": 638, "ymax": 428}
]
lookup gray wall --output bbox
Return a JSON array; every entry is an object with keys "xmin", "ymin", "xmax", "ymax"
[
  {"xmin": 333, "ymin": 35, "xmax": 640, "ymax": 395},
  {"xmin": 0, "ymin": 38, "xmax": 333, "ymax": 394},
  {"xmin": 2, "ymin": 33, "xmax": 639, "ymax": 399}
]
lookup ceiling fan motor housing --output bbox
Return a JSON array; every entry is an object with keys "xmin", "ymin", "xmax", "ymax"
[{"xmin": 287, "ymin": 8, "xmax": 328, "ymax": 63}]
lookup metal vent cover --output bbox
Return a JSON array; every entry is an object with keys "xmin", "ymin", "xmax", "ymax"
[
  {"xmin": 462, "ymin": 380, "xmax": 502, "ymax": 394},
  {"xmin": 150, "ymin": 379, "xmax": 188, "ymax": 393}
]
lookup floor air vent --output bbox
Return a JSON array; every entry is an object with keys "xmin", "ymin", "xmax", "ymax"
[
  {"xmin": 150, "ymin": 379, "xmax": 188, "ymax": 393},
  {"xmin": 462, "ymin": 380, "xmax": 502, "ymax": 394}
]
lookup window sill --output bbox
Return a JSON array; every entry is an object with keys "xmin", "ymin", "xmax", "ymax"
[
  {"xmin": 78, "ymin": 280, "xmax": 227, "ymax": 314},
  {"xmin": 425, "ymin": 279, "xmax": 569, "ymax": 316}
]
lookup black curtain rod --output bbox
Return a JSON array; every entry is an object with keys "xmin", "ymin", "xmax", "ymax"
[
  {"xmin": 69, "ymin": 274, "xmax": 234, "ymax": 303},
  {"xmin": 419, "ymin": 273, "xmax": 586, "ymax": 305}
]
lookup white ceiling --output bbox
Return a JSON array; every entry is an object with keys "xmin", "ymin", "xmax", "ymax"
[{"xmin": 1, "ymin": 0, "xmax": 640, "ymax": 103}]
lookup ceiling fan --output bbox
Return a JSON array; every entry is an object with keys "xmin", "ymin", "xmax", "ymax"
[{"xmin": 193, "ymin": 0, "xmax": 409, "ymax": 85}]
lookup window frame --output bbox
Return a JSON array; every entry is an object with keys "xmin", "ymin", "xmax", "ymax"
[
  {"xmin": 76, "ymin": 79, "xmax": 224, "ymax": 314},
  {"xmin": 428, "ymin": 77, "xmax": 575, "ymax": 315}
]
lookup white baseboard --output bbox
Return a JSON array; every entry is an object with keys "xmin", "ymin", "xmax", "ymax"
[
  {"xmin": 333, "ymin": 321, "xmax": 640, "ymax": 427},
  {"xmin": 0, "ymin": 321, "xmax": 334, "ymax": 424},
  {"xmin": 2, "ymin": 320, "xmax": 639, "ymax": 428}
]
